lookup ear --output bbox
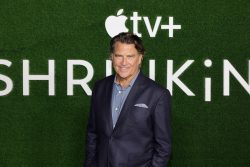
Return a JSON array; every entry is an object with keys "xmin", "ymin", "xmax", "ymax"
[
  {"xmin": 138, "ymin": 54, "xmax": 143, "ymax": 66},
  {"xmin": 110, "ymin": 54, "xmax": 114, "ymax": 60},
  {"xmin": 140, "ymin": 54, "xmax": 143, "ymax": 63}
]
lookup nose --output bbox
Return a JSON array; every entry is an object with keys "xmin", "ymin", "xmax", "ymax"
[{"xmin": 121, "ymin": 57, "xmax": 127, "ymax": 65}]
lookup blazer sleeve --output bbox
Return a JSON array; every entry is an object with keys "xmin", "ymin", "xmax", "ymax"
[
  {"xmin": 151, "ymin": 89, "xmax": 172, "ymax": 167},
  {"xmin": 85, "ymin": 83, "xmax": 98, "ymax": 167}
]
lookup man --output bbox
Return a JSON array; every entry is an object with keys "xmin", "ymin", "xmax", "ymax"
[{"xmin": 85, "ymin": 32, "xmax": 172, "ymax": 167}]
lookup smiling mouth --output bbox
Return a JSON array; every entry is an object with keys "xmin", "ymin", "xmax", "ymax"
[{"xmin": 119, "ymin": 67, "xmax": 129, "ymax": 71}]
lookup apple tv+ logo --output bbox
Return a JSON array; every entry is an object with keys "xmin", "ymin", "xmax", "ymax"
[{"xmin": 105, "ymin": 9, "xmax": 182, "ymax": 38}]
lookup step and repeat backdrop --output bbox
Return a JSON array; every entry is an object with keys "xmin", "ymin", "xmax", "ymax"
[{"xmin": 0, "ymin": 0, "xmax": 249, "ymax": 166}]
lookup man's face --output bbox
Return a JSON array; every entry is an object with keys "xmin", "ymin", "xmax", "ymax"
[{"xmin": 111, "ymin": 42, "xmax": 143, "ymax": 81}]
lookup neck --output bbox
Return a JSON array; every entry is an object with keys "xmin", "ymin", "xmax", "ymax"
[{"xmin": 116, "ymin": 71, "xmax": 139, "ymax": 88}]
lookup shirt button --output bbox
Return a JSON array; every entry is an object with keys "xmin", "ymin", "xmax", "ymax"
[
  {"xmin": 115, "ymin": 108, "xmax": 118, "ymax": 111},
  {"xmin": 118, "ymin": 91, "xmax": 121, "ymax": 94}
]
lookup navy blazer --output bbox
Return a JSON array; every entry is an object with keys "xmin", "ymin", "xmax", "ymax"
[{"xmin": 85, "ymin": 72, "xmax": 172, "ymax": 167}]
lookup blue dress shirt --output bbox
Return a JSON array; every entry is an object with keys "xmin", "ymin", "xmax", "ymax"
[{"xmin": 111, "ymin": 72, "xmax": 139, "ymax": 128}]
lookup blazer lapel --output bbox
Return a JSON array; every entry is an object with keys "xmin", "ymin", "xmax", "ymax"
[
  {"xmin": 112, "ymin": 72, "xmax": 146, "ymax": 133},
  {"xmin": 105, "ymin": 75, "xmax": 115, "ymax": 135}
]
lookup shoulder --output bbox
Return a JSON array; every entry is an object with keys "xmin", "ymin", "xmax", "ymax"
[
  {"xmin": 139, "ymin": 74, "xmax": 171, "ymax": 97},
  {"xmin": 139, "ymin": 75, "xmax": 171, "ymax": 109},
  {"xmin": 95, "ymin": 75, "xmax": 114, "ymax": 86},
  {"xmin": 92, "ymin": 75, "xmax": 114, "ymax": 93}
]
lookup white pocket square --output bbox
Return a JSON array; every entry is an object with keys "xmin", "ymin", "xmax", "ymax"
[{"xmin": 134, "ymin": 103, "xmax": 148, "ymax": 108}]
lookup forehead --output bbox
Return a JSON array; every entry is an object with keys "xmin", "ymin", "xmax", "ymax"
[{"xmin": 113, "ymin": 42, "xmax": 138, "ymax": 54}]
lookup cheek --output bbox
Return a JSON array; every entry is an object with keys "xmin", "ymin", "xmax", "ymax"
[{"xmin": 112, "ymin": 60, "xmax": 120, "ymax": 66}]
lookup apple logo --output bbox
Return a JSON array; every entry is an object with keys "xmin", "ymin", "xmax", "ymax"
[{"xmin": 105, "ymin": 9, "xmax": 129, "ymax": 37}]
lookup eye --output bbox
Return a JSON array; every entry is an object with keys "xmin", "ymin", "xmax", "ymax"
[{"xmin": 114, "ymin": 54, "xmax": 122, "ymax": 58}]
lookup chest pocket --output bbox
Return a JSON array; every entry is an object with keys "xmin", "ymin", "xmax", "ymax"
[{"xmin": 127, "ymin": 106, "xmax": 151, "ymax": 127}]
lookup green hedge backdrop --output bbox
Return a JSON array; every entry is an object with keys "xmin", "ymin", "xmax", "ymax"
[{"xmin": 0, "ymin": 0, "xmax": 249, "ymax": 166}]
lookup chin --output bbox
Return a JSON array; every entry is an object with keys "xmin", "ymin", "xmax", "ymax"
[
  {"xmin": 118, "ymin": 74, "xmax": 130, "ymax": 79},
  {"xmin": 117, "ymin": 72, "xmax": 131, "ymax": 79}
]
